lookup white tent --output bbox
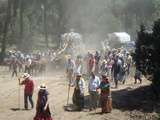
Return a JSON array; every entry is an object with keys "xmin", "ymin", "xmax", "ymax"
[{"xmin": 108, "ymin": 32, "xmax": 131, "ymax": 43}]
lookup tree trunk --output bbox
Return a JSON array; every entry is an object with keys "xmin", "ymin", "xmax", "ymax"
[
  {"xmin": 0, "ymin": 0, "xmax": 11, "ymax": 62},
  {"xmin": 13, "ymin": 0, "xmax": 19, "ymax": 17},
  {"xmin": 43, "ymin": 0, "xmax": 49, "ymax": 48},
  {"xmin": 19, "ymin": 0, "xmax": 24, "ymax": 51},
  {"xmin": 56, "ymin": 0, "xmax": 66, "ymax": 48}
]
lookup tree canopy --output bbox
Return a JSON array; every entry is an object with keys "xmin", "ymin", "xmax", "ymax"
[
  {"xmin": 135, "ymin": 19, "xmax": 160, "ymax": 98},
  {"xmin": 0, "ymin": 0, "xmax": 160, "ymax": 60}
]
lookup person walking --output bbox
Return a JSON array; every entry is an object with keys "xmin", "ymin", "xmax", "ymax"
[
  {"xmin": 34, "ymin": 84, "xmax": 53, "ymax": 120},
  {"xmin": 111, "ymin": 56, "xmax": 122, "ymax": 88},
  {"xmin": 25, "ymin": 58, "xmax": 32, "ymax": 74},
  {"xmin": 100, "ymin": 60, "xmax": 108, "ymax": 75},
  {"xmin": 126, "ymin": 52, "xmax": 132, "ymax": 76},
  {"xmin": 19, "ymin": 73, "xmax": 34, "ymax": 110},
  {"xmin": 88, "ymin": 54, "xmax": 96, "ymax": 75},
  {"xmin": 88, "ymin": 72, "xmax": 100, "ymax": 111},
  {"xmin": 95, "ymin": 51, "xmax": 101, "ymax": 74},
  {"xmin": 66, "ymin": 56, "xmax": 76, "ymax": 84},
  {"xmin": 75, "ymin": 55, "xmax": 83, "ymax": 75},
  {"xmin": 11, "ymin": 57, "xmax": 18, "ymax": 77}
]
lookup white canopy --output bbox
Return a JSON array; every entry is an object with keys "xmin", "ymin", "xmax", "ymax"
[{"xmin": 108, "ymin": 32, "xmax": 131, "ymax": 43}]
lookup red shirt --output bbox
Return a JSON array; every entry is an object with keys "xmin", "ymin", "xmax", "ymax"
[{"xmin": 21, "ymin": 79, "xmax": 34, "ymax": 95}]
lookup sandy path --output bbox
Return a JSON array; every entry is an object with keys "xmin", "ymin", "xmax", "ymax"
[{"xmin": 0, "ymin": 66, "xmax": 157, "ymax": 120}]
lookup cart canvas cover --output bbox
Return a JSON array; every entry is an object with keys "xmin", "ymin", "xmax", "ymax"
[{"xmin": 108, "ymin": 32, "xmax": 131, "ymax": 43}]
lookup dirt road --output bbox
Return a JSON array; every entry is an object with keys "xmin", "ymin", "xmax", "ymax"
[{"xmin": 0, "ymin": 66, "xmax": 158, "ymax": 120}]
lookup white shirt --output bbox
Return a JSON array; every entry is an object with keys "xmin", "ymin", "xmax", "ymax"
[
  {"xmin": 75, "ymin": 78, "xmax": 85, "ymax": 94},
  {"xmin": 26, "ymin": 59, "xmax": 32, "ymax": 67},
  {"xmin": 75, "ymin": 64, "xmax": 82, "ymax": 74},
  {"xmin": 88, "ymin": 76, "xmax": 100, "ymax": 92}
]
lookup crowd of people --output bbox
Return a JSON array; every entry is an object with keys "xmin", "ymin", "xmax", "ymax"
[
  {"xmin": 4, "ymin": 46, "xmax": 143, "ymax": 119},
  {"xmin": 65, "ymin": 47, "xmax": 142, "ymax": 113},
  {"xmin": 4, "ymin": 49, "xmax": 55, "ymax": 77},
  {"xmin": 66, "ymin": 47, "xmax": 141, "ymax": 87}
]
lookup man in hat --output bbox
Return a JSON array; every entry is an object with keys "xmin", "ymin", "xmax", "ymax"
[
  {"xmin": 72, "ymin": 73, "xmax": 85, "ymax": 111},
  {"xmin": 19, "ymin": 73, "xmax": 34, "ymax": 110}
]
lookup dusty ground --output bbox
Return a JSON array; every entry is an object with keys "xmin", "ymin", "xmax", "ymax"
[{"xmin": 0, "ymin": 66, "xmax": 159, "ymax": 120}]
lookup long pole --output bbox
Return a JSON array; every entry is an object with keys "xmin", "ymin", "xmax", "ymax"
[
  {"xmin": 18, "ymin": 78, "xmax": 21, "ymax": 109},
  {"xmin": 66, "ymin": 79, "xmax": 71, "ymax": 106}
]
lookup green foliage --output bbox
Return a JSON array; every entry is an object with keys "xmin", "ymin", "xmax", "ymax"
[
  {"xmin": 135, "ymin": 19, "xmax": 160, "ymax": 88},
  {"xmin": 153, "ymin": 0, "xmax": 160, "ymax": 15}
]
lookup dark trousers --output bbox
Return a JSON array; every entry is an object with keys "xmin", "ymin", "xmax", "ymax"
[
  {"xmin": 25, "ymin": 66, "xmax": 31, "ymax": 74},
  {"xmin": 12, "ymin": 70, "xmax": 17, "ymax": 77},
  {"xmin": 127, "ymin": 64, "xmax": 131, "ymax": 75},
  {"xmin": 24, "ymin": 93, "xmax": 34, "ymax": 109},
  {"xmin": 113, "ymin": 73, "xmax": 120, "ymax": 88},
  {"xmin": 73, "ymin": 89, "xmax": 84, "ymax": 110},
  {"xmin": 134, "ymin": 76, "xmax": 142, "ymax": 84}
]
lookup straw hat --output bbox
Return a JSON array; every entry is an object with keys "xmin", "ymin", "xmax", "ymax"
[
  {"xmin": 101, "ymin": 73, "xmax": 108, "ymax": 78},
  {"xmin": 22, "ymin": 73, "xmax": 30, "ymax": 79},
  {"xmin": 76, "ymin": 73, "xmax": 82, "ymax": 77},
  {"xmin": 65, "ymin": 54, "xmax": 71, "ymax": 59},
  {"xmin": 103, "ymin": 59, "xmax": 107, "ymax": 64},
  {"xmin": 38, "ymin": 84, "xmax": 47, "ymax": 90}
]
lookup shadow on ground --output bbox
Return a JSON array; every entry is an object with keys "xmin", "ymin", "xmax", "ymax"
[
  {"xmin": 64, "ymin": 85, "xmax": 160, "ymax": 118},
  {"xmin": 112, "ymin": 85, "xmax": 160, "ymax": 113},
  {"xmin": 63, "ymin": 96, "xmax": 91, "ymax": 112},
  {"xmin": 10, "ymin": 108, "xmax": 32, "ymax": 111}
]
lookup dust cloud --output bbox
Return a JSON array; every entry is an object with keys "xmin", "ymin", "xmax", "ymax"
[{"xmin": 63, "ymin": 0, "xmax": 121, "ymax": 50}]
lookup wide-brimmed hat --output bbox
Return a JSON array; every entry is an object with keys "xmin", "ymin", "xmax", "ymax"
[
  {"xmin": 101, "ymin": 74, "xmax": 107, "ymax": 78},
  {"xmin": 103, "ymin": 60, "xmax": 107, "ymax": 64},
  {"xmin": 22, "ymin": 73, "xmax": 30, "ymax": 79},
  {"xmin": 65, "ymin": 54, "xmax": 71, "ymax": 59},
  {"xmin": 38, "ymin": 84, "xmax": 47, "ymax": 90},
  {"xmin": 76, "ymin": 73, "xmax": 82, "ymax": 77}
]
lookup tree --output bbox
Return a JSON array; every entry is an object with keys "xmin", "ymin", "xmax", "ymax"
[
  {"xmin": 135, "ymin": 19, "xmax": 160, "ymax": 99},
  {"xmin": 19, "ymin": 0, "xmax": 24, "ymax": 51},
  {"xmin": 0, "ymin": 0, "xmax": 11, "ymax": 62},
  {"xmin": 153, "ymin": 0, "xmax": 160, "ymax": 16},
  {"xmin": 111, "ymin": 0, "xmax": 155, "ymax": 36},
  {"xmin": 41, "ymin": 0, "xmax": 49, "ymax": 48}
]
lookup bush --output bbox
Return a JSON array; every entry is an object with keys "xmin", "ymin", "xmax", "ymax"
[{"xmin": 135, "ymin": 19, "xmax": 160, "ymax": 98}]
